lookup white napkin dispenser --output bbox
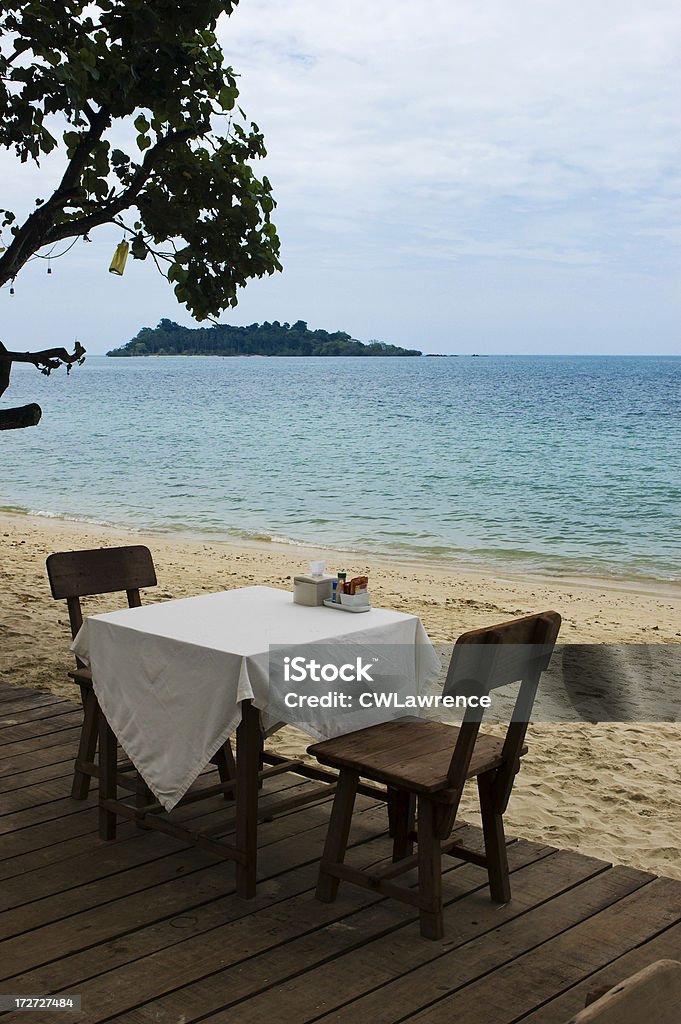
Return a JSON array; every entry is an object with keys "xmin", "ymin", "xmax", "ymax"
[{"xmin": 293, "ymin": 574, "xmax": 334, "ymax": 606}]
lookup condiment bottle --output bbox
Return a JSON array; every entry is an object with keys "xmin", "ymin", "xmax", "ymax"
[{"xmin": 336, "ymin": 571, "xmax": 347, "ymax": 602}]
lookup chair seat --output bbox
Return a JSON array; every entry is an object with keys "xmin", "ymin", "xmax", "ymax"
[
  {"xmin": 309, "ymin": 718, "xmax": 525, "ymax": 794},
  {"xmin": 68, "ymin": 666, "xmax": 93, "ymax": 686},
  {"xmin": 311, "ymin": 611, "xmax": 561, "ymax": 939}
]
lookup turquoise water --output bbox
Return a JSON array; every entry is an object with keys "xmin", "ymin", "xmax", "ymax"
[{"xmin": 2, "ymin": 354, "xmax": 680, "ymax": 583}]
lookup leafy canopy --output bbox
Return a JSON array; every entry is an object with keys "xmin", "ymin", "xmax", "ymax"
[{"xmin": 0, "ymin": 0, "xmax": 281, "ymax": 320}]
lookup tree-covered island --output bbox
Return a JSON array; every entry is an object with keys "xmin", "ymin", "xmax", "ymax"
[{"xmin": 107, "ymin": 319, "xmax": 422, "ymax": 357}]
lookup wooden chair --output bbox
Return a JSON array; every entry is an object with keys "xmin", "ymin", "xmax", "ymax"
[
  {"xmin": 46, "ymin": 545, "xmax": 235, "ymax": 801},
  {"xmin": 308, "ymin": 610, "xmax": 561, "ymax": 939},
  {"xmin": 569, "ymin": 960, "xmax": 681, "ymax": 1023}
]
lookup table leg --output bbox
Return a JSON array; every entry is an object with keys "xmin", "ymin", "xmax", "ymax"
[
  {"xmin": 235, "ymin": 699, "xmax": 260, "ymax": 897},
  {"xmin": 98, "ymin": 706, "xmax": 118, "ymax": 841}
]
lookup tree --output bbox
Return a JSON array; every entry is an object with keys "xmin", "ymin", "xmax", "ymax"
[{"xmin": 0, "ymin": 0, "xmax": 281, "ymax": 429}]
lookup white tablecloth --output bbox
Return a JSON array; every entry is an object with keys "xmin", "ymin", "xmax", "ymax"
[{"xmin": 72, "ymin": 586, "xmax": 441, "ymax": 811}]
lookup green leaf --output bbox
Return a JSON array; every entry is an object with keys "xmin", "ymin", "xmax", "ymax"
[
  {"xmin": 218, "ymin": 85, "xmax": 238, "ymax": 111},
  {"xmin": 1, "ymin": 2, "xmax": 281, "ymax": 325}
]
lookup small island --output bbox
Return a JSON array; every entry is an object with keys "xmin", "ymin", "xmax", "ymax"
[{"xmin": 107, "ymin": 319, "xmax": 422, "ymax": 358}]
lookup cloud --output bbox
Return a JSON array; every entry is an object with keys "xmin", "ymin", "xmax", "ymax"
[
  {"xmin": 1, "ymin": 0, "xmax": 680, "ymax": 352},
  {"xmin": 221, "ymin": 0, "xmax": 681, "ymax": 199}
]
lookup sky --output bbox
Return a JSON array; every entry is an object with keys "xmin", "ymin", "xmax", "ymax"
[{"xmin": 1, "ymin": 0, "xmax": 680, "ymax": 355}]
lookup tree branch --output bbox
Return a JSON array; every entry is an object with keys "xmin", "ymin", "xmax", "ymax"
[
  {"xmin": 82, "ymin": 100, "xmax": 99, "ymax": 124},
  {"xmin": 0, "ymin": 340, "xmax": 85, "ymax": 399},
  {"xmin": 55, "ymin": 109, "xmax": 111, "ymax": 195},
  {"xmin": 2, "ymin": 42, "xmax": 31, "ymax": 69},
  {"xmin": 0, "ymin": 404, "xmax": 42, "ymax": 430},
  {"xmin": 43, "ymin": 124, "xmax": 202, "ymax": 245},
  {"xmin": 0, "ymin": 111, "xmax": 110, "ymax": 286}
]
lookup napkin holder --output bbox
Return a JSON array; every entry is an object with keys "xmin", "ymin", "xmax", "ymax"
[{"xmin": 293, "ymin": 574, "xmax": 334, "ymax": 607}]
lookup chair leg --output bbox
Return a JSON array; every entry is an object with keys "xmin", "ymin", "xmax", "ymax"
[
  {"xmin": 478, "ymin": 771, "xmax": 511, "ymax": 904},
  {"xmin": 71, "ymin": 686, "xmax": 99, "ymax": 800},
  {"xmin": 316, "ymin": 769, "xmax": 359, "ymax": 903},
  {"xmin": 391, "ymin": 789, "xmax": 415, "ymax": 863},
  {"xmin": 211, "ymin": 741, "xmax": 236, "ymax": 801},
  {"xmin": 135, "ymin": 772, "xmax": 154, "ymax": 828},
  {"xmin": 417, "ymin": 796, "xmax": 444, "ymax": 939},
  {"xmin": 98, "ymin": 712, "xmax": 118, "ymax": 841}
]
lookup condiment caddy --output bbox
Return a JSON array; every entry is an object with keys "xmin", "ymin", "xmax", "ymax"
[{"xmin": 293, "ymin": 563, "xmax": 371, "ymax": 612}]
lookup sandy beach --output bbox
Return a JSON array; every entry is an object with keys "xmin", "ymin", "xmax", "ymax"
[{"xmin": 1, "ymin": 509, "xmax": 679, "ymax": 879}]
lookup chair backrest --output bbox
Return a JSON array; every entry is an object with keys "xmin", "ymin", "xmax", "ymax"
[
  {"xmin": 570, "ymin": 960, "xmax": 681, "ymax": 1023},
  {"xmin": 445, "ymin": 611, "xmax": 561, "ymax": 799},
  {"xmin": 46, "ymin": 545, "xmax": 157, "ymax": 641}
]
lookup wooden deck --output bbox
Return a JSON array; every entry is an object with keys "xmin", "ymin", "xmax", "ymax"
[{"xmin": 1, "ymin": 679, "xmax": 680, "ymax": 1024}]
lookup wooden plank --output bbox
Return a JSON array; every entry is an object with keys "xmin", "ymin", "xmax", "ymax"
[
  {"xmin": 3, "ymin": 806, "xmax": 399, "ymax": 1018},
  {"xmin": 505, "ymin": 920, "xmax": 681, "ymax": 1023},
  {"xmin": 0, "ymin": 691, "xmax": 68, "ymax": 715},
  {"xmin": 304, "ymin": 868, "xmax": 655, "ymax": 1024},
  {"xmin": 0, "ymin": 775, "xmax": 97, "ymax": 816},
  {"xmin": 75, "ymin": 836, "xmax": 516, "ymax": 1023},
  {"xmin": 0, "ymin": 788, "xmax": 102, "ymax": 829},
  {"xmin": 0, "ymin": 702, "xmax": 76, "ymax": 732},
  {"xmin": 87, "ymin": 842, "xmax": 564, "ymax": 1024},
  {"xmin": 191, "ymin": 858, "xmax": 641, "ymax": 1024},
  {"xmin": 1, "ymin": 681, "xmax": 678, "ymax": 1024},
  {"xmin": 0, "ymin": 709, "xmax": 83, "ymax": 745},
  {"xmin": 0, "ymin": 794, "xmax": 386, "ymax": 986},
  {"xmin": 0, "ymin": 738, "xmax": 85, "ymax": 779},
  {"xmin": 0, "ymin": 773, "xmax": 304, "ymax": 910},
  {"xmin": 0, "ymin": 757, "xmax": 78, "ymax": 796},
  {"xmin": 3, "ymin": 779, "xmax": 338, "ymax": 929},
  {"xmin": 396, "ymin": 876, "xmax": 681, "ymax": 1024},
  {"xmin": 5, "ymin": 827, "xmax": 526, "ymax": 1023},
  {"xmin": 0, "ymin": 818, "xmax": 135, "ymax": 883},
  {"xmin": 0, "ymin": 765, "xmax": 304, "ymax": 882},
  {"xmin": 0, "ymin": 774, "xmax": 364, "ymax": 929},
  {"xmin": 0, "ymin": 834, "xmax": 227, "ymax": 944},
  {"xmin": 0, "ymin": 683, "xmax": 55, "ymax": 703},
  {"xmin": 0, "ymin": 744, "xmax": 218, "ymax": 801},
  {"xmin": 0, "ymin": 724, "xmax": 83, "ymax": 762},
  {"xmin": 10, "ymin": 798, "xmax": 399, "ymax": 991},
  {"xmin": 125, "ymin": 774, "xmax": 335, "ymax": 851},
  {"xmin": 0, "ymin": 825, "xmax": 181, "ymax": 913},
  {"xmin": 0, "ymin": 805, "xmax": 100, "ymax": 865},
  {"xmin": 0, "ymin": 770, "xmax": 304, "ymax": 886}
]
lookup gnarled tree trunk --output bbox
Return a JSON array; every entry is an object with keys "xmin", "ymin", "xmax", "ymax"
[{"xmin": 0, "ymin": 340, "xmax": 83, "ymax": 430}]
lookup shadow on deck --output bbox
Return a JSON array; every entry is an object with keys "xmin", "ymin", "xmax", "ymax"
[{"xmin": 1, "ymin": 680, "xmax": 680, "ymax": 1023}]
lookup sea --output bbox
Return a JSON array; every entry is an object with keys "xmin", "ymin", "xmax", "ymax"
[{"xmin": 2, "ymin": 354, "xmax": 680, "ymax": 585}]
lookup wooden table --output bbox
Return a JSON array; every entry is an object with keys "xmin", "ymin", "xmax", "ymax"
[{"xmin": 72, "ymin": 586, "xmax": 441, "ymax": 896}]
